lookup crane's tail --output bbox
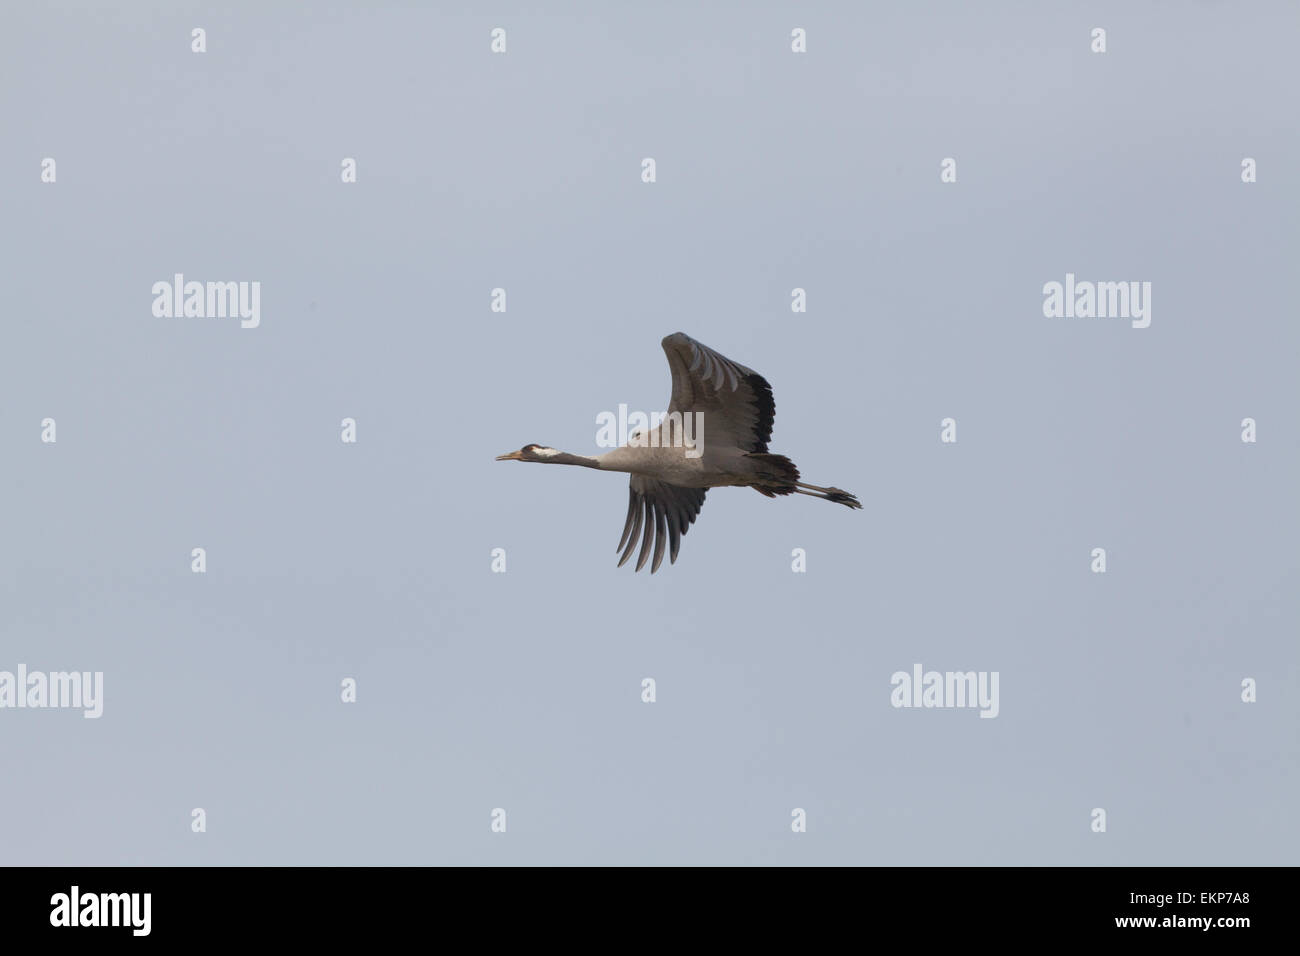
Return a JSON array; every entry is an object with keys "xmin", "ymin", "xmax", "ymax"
[
  {"xmin": 746, "ymin": 453, "xmax": 800, "ymax": 495},
  {"xmin": 745, "ymin": 454, "xmax": 862, "ymax": 509}
]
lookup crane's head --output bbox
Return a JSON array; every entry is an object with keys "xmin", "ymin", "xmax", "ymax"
[{"xmin": 495, "ymin": 443, "xmax": 562, "ymax": 462}]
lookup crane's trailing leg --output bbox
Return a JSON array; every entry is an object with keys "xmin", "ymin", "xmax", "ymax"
[
  {"xmin": 744, "ymin": 453, "xmax": 861, "ymax": 509},
  {"xmin": 794, "ymin": 485, "xmax": 862, "ymax": 508}
]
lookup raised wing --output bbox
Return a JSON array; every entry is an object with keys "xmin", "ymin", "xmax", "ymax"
[
  {"xmin": 661, "ymin": 332, "xmax": 775, "ymax": 454},
  {"xmin": 616, "ymin": 476, "xmax": 707, "ymax": 573}
]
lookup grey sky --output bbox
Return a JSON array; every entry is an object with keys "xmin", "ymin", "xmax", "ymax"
[{"xmin": 1, "ymin": 1, "xmax": 1296, "ymax": 865}]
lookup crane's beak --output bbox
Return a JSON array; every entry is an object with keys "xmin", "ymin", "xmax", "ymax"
[{"xmin": 495, "ymin": 450, "xmax": 523, "ymax": 461}]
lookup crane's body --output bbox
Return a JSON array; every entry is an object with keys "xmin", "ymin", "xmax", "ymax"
[{"xmin": 497, "ymin": 332, "xmax": 860, "ymax": 572}]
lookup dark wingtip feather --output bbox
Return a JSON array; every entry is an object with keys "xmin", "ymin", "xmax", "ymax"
[
  {"xmin": 616, "ymin": 487, "xmax": 638, "ymax": 553},
  {"xmin": 618, "ymin": 497, "xmax": 645, "ymax": 566},
  {"xmin": 635, "ymin": 499, "xmax": 655, "ymax": 572},
  {"xmin": 742, "ymin": 372, "xmax": 776, "ymax": 453},
  {"xmin": 651, "ymin": 505, "xmax": 668, "ymax": 573}
]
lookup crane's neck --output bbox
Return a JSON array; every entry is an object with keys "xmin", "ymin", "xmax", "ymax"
[{"xmin": 535, "ymin": 450, "xmax": 603, "ymax": 469}]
